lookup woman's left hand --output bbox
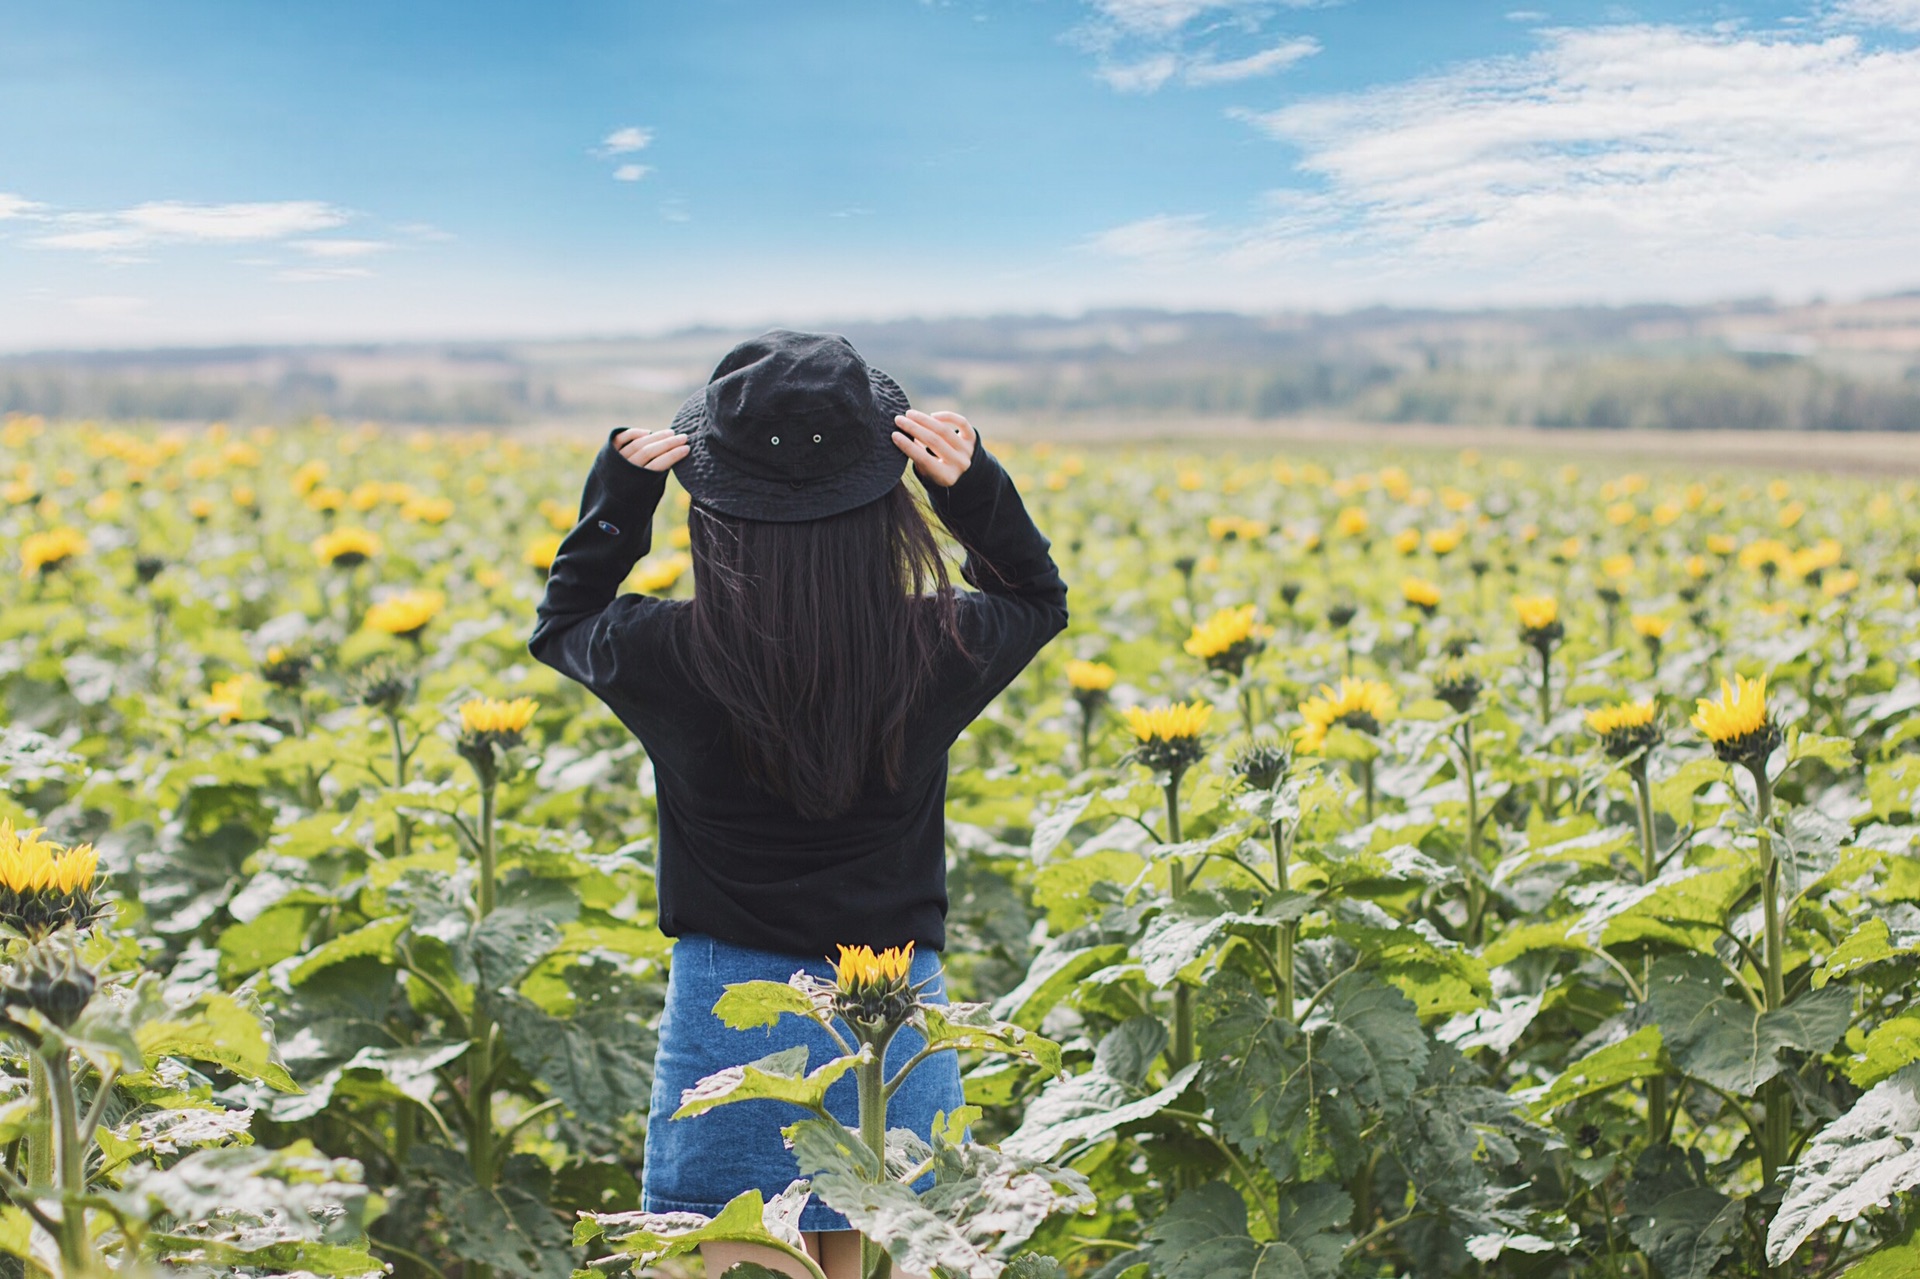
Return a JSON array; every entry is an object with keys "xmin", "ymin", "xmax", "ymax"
[
  {"xmin": 614, "ymin": 426, "xmax": 691, "ymax": 472},
  {"xmin": 892, "ymin": 409, "xmax": 975, "ymax": 487}
]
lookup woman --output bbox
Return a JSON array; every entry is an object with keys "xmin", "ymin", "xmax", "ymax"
[{"xmin": 529, "ymin": 329, "xmax": 1068, "ymax": 1279}]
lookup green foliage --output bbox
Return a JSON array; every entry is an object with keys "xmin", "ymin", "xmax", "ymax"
[{"xmin": 11, "ymin": 421, "xmax": 1920, "ymax": 1277}]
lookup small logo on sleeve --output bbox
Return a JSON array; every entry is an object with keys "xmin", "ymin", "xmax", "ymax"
[{"xmin": 596, "ymin": 520, "xmax": 621, "ymax": 536}]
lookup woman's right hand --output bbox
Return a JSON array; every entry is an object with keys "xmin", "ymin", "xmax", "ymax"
[{"xmin": 614, "ymin": 426, "xmax": 691, "ymax": 472}]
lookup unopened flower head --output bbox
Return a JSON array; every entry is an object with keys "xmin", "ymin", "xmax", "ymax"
[
  {"xmin": 261, "ymin": 644, "xmax": 313, "ymax": 690},
  {"xmin": 1123, "ymin": 701, "xmax": 1212, "ymax": 775},
  {"xmin": 1691, "ymin": 674, "xmax": 1781, "ymax": 771},
  {"xmin": 1630, "ymin": 615, "xmax": 1672, "ymax": 641},
  {"xmin": 1433, "ymin": 661, "xmax": 1483, "ymax": 714},
  {"xmin": 1587, "ymin": 699, "xmax": 1659, "ymax": 759},
  {"xmin": 364, "ymin": 590, "xmax": 444, "ymax": 640},
  {"xmin": 2, "ymin": 935, "xmax": 97, "ymax": 1029},
  {"xmin": 1066, "ymin": 659, "xmax": 1116, "ymax": 694},
  {"xmin": 1184, "ymin": 604, "xmax": 1270, "ymax": 676},
  {"xmin": 831, "ymin": 942, "xmax": 919, "ymax": 1026},
  {"xmin": 1401, "ymin": 576, "xmax": 1441, "ymax": 616},
  {"xmin": 0, "ymin": 821, "xmax": 102, "ymax": 939},
  {"xmin": 1295, "ymin": 677, "xmax": 1396, "ymax": 754},
  {"xmin": 20, "ymin": 527, "xmax": 88, "ymax": 579},
  {"xmin": 312, "ymin": 526, "xmax": 380, "ymax": 568},
  {"xmin": 356, "ymin": 655, "xmax": 417, "ymax": 715},
  {"xmin": 1232, "ymin": 741, "xmax": 1292, "ymax": 792},
  {"xmin": 459, "ymin": 696, "xmax": 538, "ymax": 744},
  {"xmin": 1513, "ymin": 595, "xmax": 1564, "ymax": 651}
]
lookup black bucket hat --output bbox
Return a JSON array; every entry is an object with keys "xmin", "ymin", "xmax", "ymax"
[{"xmin": 669, "ymin": 329, "xmax": 911, "ymax": 522}]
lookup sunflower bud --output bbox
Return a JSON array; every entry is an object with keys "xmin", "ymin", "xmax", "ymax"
[
  {"xmin": 357, "ymin": 657, "xmax": 417, "ymax": 715},
  {"xmin": 1122, "ymin": 703, "xmax": 1212, "ymax": 777},
  {"xmin": 1433, "ymin": 663, "xmax": 1483, "ymax": 714},
  {"xmin": 3, "ymin": 935, "xmax": 97, "ymax": 1029},
  {"xmin": 831, "ymin": 943, "xmax": 918, "ymax": 1029},
  {"xmin": 0, "ymin": 822, "xmax": 102, "ymax": 940},
  {"xmin": 1232, "ymin": 742, "xmax": 1291, "ymax": 793},
  {"xmin": 1587, "ymin": 700, "xmax": 1659, "ymax": 760},
  {"xmin": 261, "ymin": 644, "xmax": 314, "ymax": 690}
]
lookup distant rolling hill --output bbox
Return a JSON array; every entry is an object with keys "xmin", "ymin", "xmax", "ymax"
[{"xmin": 5, "ymin": 295, "xmax": 1919, "ymax": 431}]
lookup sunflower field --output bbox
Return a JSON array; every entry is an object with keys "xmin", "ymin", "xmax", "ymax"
[{"xmin": 3, "ymin": 410, "xmax": 1920, "ymax": 1279}]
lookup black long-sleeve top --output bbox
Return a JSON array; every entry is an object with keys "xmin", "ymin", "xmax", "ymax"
[{"xmin": 529, "ymin": 427, "xmax": 1068, "ymax": 958}]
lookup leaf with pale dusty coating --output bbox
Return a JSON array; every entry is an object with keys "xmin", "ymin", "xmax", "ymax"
[{"xmin": 1769, "ymin": 1064, "xmax": 1920, "ymax": 1264}]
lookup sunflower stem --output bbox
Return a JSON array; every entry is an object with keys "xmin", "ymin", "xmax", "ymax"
[
  {"xmin": 1460, "ymin": 721, "xmax": 1485, "ymax": 949},
  {"xmin": 857, "ymin": 1049, "xmax": 892, "ymax": 1279},
  {"xmin": 1754, "ymin": 768, "xmax": 1790, "ymax": 1190},
  {"xmin": 1270, "ymin": 818, "xmax": 1296, "ymax": 1021},
  {"xmin": 466, "ymin": 776, "xmax": 499, "ymax": 1279},
  {"xmin": 1631, "ymin": 756, "xmax": 1668, "ymax": 1145},
  {"xmin": 1164, "ymin": 774, "xmax": 1193, "ymax": 1072},
  {"xmin": 387, "ymin": 709, "xmax": 411, "ymax": 859},
  {"xmin": 45, "ymin": 1048, "xmax": 94, "ymax": 1272}
]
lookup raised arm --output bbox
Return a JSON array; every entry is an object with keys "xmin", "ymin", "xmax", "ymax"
[
  {"xmin": 894, "ymin": 409, "xmax": 1069, "ymax": 725},
  {"xmin": 528, "ymin": 425, "xmax": 688, "ymax": 695}
]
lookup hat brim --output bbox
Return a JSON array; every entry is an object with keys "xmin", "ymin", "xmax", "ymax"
[{"xmin": 669, "ymin": 367, "xmax": 912, "ymax": 522}]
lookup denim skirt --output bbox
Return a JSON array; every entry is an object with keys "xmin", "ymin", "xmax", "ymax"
[{"xmin": 641, "ymin": 933, "xmax": 965, "ymax": 1232}]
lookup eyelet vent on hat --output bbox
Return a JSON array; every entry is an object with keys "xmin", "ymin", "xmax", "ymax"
[
  {"xmin": 771, "ymin": 436, "xmax": 780, "ymax": 445},
  {"xmin": 813, "ymin": 434, "xmax": 822, "ymax": 443}
]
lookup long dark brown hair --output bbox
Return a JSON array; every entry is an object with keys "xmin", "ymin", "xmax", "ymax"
[{"xmin": 678, "ymin": 482, "xmax": 977, "ymax": 821}]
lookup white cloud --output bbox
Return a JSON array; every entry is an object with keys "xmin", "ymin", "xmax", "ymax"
[
  {"xmin": 1184, "ymin": 38, "xmax": 1321, "ymax": 84},
  {"xmin": 1830, "ymin": 0, "xmax": 1920, "ymax": 29},
  {"xmin": 1090, "ymin": 22, "xmax": 1920, "ymax": 303},
  {"xmin": 1078, "ymin": 1, "xmax": 1323, "ymax": 91},
  {"xmin": 1088, "ymin": 0, "xmax": 1323, "ymax": 36},
  {"xmin": 1086, "ymin": 213, "xmax": 1217, "ymax": 259},
  {"xmin": 1099, "ymin": 53, "xmax": 1181, "ymax": 91},
  {"xmin": 1097, "ymin": 38, "xmax": 1320, "ymax": 90},
  {"xmin": 0, "ymin": 194, "xmax": 44, "ymax": 220},
  {"xmin": 274, "ymin": 266, "xmax": 374, "ymax": 283},
  {"xmin": 599, "ymin": 126, "xmax": 654, "ymax": 155},
  {"xmin": 35, "ymin": 200, "xmax": 348, "ymax": 251},
  {"xmin": 290, "ymin": 238, "xmax": 389, "ymax": 259},
  {"xmin": 612, "ymin": 164, "xmax": 652, "ymax": 182}
]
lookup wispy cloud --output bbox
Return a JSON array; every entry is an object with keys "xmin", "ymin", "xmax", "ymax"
[
  {"xmin": 290, "ymin": 238, "xmax": 389, "ymax": 259},
  {"xmin": 274, "ymin": 266, "xmax": 375, "ymax": 283},
  {"xmin": 1076, "ymin": 0, "xmax": 1325, "ymax": 92},
  {"xmin": 34, "ymin": 200, "xmax": 349, "ymax": 252},
  {"xmin": 598, "ymin": 125, "xmax": 654, "ymax": 155},
  {"xmin": 0, "ymin": 194, "xmax": 45, "ymax": 221},
  {"xmin": 1092, "ymin": 20, "xmax": 1920, "ymax": 302},
  {"xmin": 1184, "ymin": 39, "xmax": 1321, "ymax": 84},
  {"xmin": 1829, "ymin": 0, "xmax": 1920, "ymax": 30},
  {"xmin": 1085, "ymin": 212, "xmax": 1216, "ymax": 260},
  {"xmin": 596, "ymin": 125, "xmax": 657, "ymax": 181}
]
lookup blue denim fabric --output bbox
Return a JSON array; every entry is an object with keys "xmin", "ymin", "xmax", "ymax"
[{"xmin": 641, "ymin": 933, "xmax": 964, "ymax": 1232}]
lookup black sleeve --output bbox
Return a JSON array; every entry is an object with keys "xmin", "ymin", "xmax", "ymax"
[
  {"xmin": 528, "ymin": 428, "xmax": 678, "ymax": 696},
  {"xmin": 920, "ymin": 433, "xmax": 1070, "ymax": 726}
]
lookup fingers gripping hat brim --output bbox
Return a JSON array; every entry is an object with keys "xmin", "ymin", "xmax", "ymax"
[{"xmin": 671, "ymin": 368, "xmax": 911, "ymax": 522}]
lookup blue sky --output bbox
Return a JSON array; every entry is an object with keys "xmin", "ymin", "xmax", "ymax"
[{"xmin": 2, "ymin": 0, "xmax": 1917, "ymax": 349}]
